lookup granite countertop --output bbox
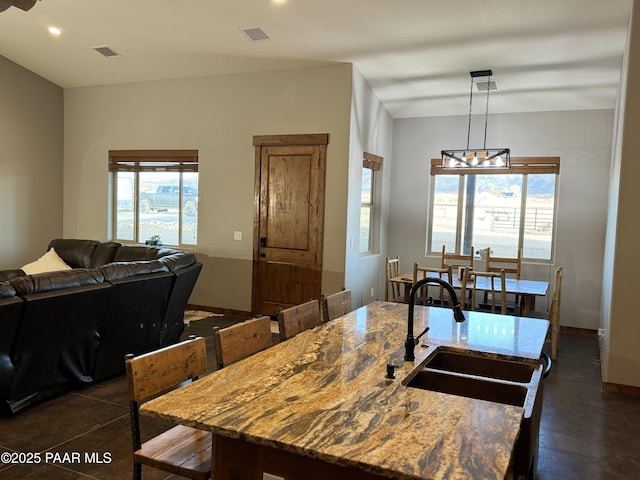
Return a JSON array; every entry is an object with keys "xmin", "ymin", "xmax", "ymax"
[{"xmin": 141, "ymin": 301, "xmax": 549, "ymax": 480}]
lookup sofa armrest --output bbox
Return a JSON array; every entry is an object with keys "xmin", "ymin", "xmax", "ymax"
[
  {"xmin": 158, "ymin": 251, "xmax": 197, "ymax": 271},
  {"xmin": 0, "ymin": 270, "xmax": 25, "ymax": 282},
  {"xmin": 0, "ymin": 281, "xmax": 17, "ymax": 298}
]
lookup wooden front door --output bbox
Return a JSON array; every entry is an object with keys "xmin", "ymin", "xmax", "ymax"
[{"xmin": 252, "ymin": 134, "xmax": 328, "ymax": 317}]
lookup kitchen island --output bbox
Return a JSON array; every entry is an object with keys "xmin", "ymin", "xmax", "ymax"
[{"xmin": 141, "ymin": 301, "xmax": 549, "ymax": 480}]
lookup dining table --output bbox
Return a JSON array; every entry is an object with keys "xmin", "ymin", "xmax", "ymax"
[
  {"xmin": 140, "ymin": 301, "xmax": 549, "ymax": 480},
  {"xmin": 390, "ymin": 272, "xmax": 549, "ymax": 316}
]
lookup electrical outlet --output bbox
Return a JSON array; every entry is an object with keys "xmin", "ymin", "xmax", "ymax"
[
  {"xmin": 233, "ymin": 231, "xmax": 242, "ymax": 241},
  {"xmin": 370, "ymin": 287, "xmax": 375, "ymax": 296},
  {"xmin": 263, "ymin": 474, "xmax": 285, "ymax": 480}
]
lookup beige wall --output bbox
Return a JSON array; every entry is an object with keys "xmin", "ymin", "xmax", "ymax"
[
  {"xmin": 601, "ymin": 3, "xmax": 640, "ymax": 388},
  {"xmin": 344, "ymin": 68, "xmax": 394, "ymax": 308},
  {"xmin": 0, "ymin": 56, "xmax": 63, "ymax": 267},
  {"xmin": 63, "ymin": 64, "xmax": 353, "ymax": 312}
]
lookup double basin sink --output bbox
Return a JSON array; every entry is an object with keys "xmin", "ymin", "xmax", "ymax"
[{"xmin": 404, "ymin": 349, "xmax": 544, "ymax": 479}]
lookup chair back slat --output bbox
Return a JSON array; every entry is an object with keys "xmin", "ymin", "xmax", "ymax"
[
  {"xmin": 278, "ymin": 299, "xmax": 322, "ymax": 340},
  {"xmin": 441, "ymin": 245, "xmax": 475, "ymax": 272},
  {"xmin": 214, "ymin": 316, "xmax": 273, "ymax": 369},
  {"xmin": 126, "ymin": 336, "xmax": 207, "ymax": 402},
  {"xmin": 322, "ymin": 289, "xmax": 353, "ymax": 323},
  {"xmin": 463, "ymin": 269, "xmax": 507, "ymax": 314},
  {"xmin": 486, "ymin": 247, "xmax": 522, "ymax": 279}
]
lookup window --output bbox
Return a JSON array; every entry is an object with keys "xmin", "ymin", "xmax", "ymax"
[
  {"xmin": 109, "ymin": 150, "xmax": 199, "ymax": 247},
  {"xmin": 360, "ymin": 152, "xmax": 382, "ymax": 254},
  {"xmin": 428, "ymin": 157, "xmax": 559, "ymax": 261}
]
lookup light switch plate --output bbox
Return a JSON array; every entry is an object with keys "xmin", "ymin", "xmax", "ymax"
[{"xmin": 233, "ymin": 231, "xmax": 242, "ymax": 241}]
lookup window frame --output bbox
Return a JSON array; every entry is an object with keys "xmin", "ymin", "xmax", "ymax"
[
  {"xmin": 427, "ymin": 156, "xmax": 560, "ymax": 262},
  {"xmin": 109, "ymin": 150, "xmax": 199, "ymax": 247},
  {"xmin": 360, "ymin": 152, "xmax": 383, "ymax": 255}
]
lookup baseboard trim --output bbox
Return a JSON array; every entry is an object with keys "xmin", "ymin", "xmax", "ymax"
[
  {"xmin": 602, "ymin": 382, "xmax": 640, "ymax": 397},
  {"xmin": 187, "ymin": 304, "xmax": 252, "ymax": 318},
  {"xmin": 559, "ymin": 325, "xmax": 597, "ymax": 336}
]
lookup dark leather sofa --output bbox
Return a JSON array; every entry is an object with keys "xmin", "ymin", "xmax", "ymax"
[{"xmin": 0, "ymin": 239, "xmax": 202, "ymax": 414}]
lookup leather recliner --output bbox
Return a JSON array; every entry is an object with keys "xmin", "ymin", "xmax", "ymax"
[
  {"xmin": 0, "ymin": 283, "xmax": 22, "ymax": 402},
  {"xmin": 93, "ymin": 260, "xmax": 174, "ymax": 381},
  {"xmin": 8, "ymin": 269, "xmax": 111, "ymax": 413}
]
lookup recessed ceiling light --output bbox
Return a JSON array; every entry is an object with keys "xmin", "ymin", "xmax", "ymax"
[{"xmin": 47, "ymin": 26, "xmax": 63, "ymax": 36}]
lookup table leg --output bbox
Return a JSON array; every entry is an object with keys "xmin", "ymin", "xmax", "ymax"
[
  {"xmin": 403, "ymin": 284, "xmax": 411, "ymax": 303},
  {"xmin": 520, "ymin": 295, "xmax": 534, "ymax": 316}
]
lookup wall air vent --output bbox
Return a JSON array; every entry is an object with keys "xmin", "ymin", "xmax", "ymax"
[
  {"xmin": 92, "ymin": 45, "xmax": 121, "ymax": 58},
  {"xmin": 475, "ymin": 79, "xmax": 498, "ymax": 91},
  {"xmin": 241, "ymin": 27, "xmax": 270, "ymax": 42}
]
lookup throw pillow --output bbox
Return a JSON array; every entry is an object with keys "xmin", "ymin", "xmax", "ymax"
[{"xmin": 21, "ymin": 248, "xmax": 72, "ymax": 275}]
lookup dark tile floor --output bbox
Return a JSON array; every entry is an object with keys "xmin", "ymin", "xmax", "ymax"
[{"xmin": 1, "ymin": 322, "xmax": 639, "ymax": 479}]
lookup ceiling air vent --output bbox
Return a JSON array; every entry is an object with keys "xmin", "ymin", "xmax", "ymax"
[
  {"xmin": 475, "ymin": 79, "xmax": 498, "ymax": 91},
  {"xmin": 92, "ymin": 45, "xmax": 121, "ymax": 58},
  {"xmin": 241, "ymin": 27, "xmax": 270, "ymax": 42}
]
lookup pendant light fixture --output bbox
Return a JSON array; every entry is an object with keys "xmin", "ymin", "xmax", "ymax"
[{"xmin": 441, "ymin": 70, "xmax": 510, "ymax": 169}]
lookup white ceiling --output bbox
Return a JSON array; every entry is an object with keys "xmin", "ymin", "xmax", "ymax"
[{"xmin": 0, "ymin": 0, "xmax": 633, "ymax": 118}]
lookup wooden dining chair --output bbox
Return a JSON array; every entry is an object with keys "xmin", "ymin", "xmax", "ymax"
[
  {"xmin": 213, "ymin": 316, "xmax": 273, "ymax": 369},
  {"xmin": 530, "ymin": 267, "xmax": 563, "ymax": 360},
  {"xmin": 461, "ymin": 269, "xmax": 507, "ymax": 314},
  {"xmin": 548, "ymin": 267, "xmax": 563, "ymax": 360},
  {"xmin": 321, "ymin": 289, "xmax": 353, "ymax": 323},
  {"xmin": 485, "ymin": 247, "xmax": 522, "ymax": 310},
  {"xmin": 412, "ymin": 263, "xmax": 453, "ymax": 307},
  {"xmin": 125, "ymin": 336, "xmax": 211, "ymax": 480},
  {"xmin": 441, "ymin": 245, "xmax": 475, "ymax": 274},
  {"xmin": 277, "ymin": 298, "xmax": 322, "ymax": 341},
  {"xmin": 486, "ymin": 247, "xmax": 522, "ymax": 279},
  {"xmin": 384, "ymin": 255, "xmax": 403, "ymax": 302}
]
